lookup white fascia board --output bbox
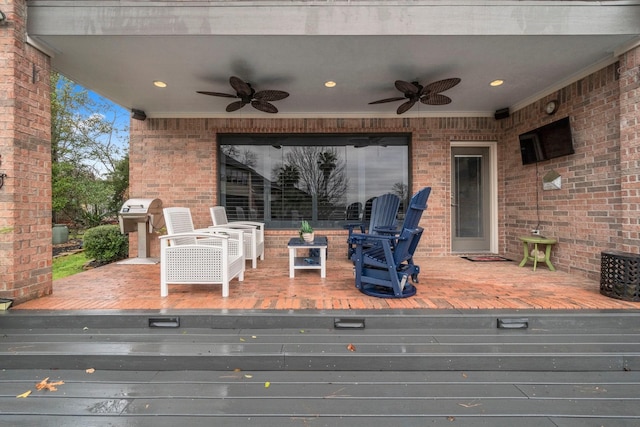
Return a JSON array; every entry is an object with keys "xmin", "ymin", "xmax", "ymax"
[{"xmin": 27, "ymin": 2, "xmax": 640, "ymax": 37}]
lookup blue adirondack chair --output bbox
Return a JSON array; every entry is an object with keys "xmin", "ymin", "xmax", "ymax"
[
  {"xmin": 345, "ymin": 193, "xmax": 401, "ymax": 258},
  {"xmin": 349, "ymin": 187, "xmax": 431, "ymax": 298},
  {"xmin": 345, "ymin": 202, "xmax": 362, "ymax": 220}
]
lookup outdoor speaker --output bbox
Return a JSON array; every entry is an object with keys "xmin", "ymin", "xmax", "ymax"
[
  {"xmin": 131, "ymin": 109, "xmax": 147, "ymax": 121},
  {"xmin": 494, "ymin": 108, "xmax": 510, "ymax": 120}
]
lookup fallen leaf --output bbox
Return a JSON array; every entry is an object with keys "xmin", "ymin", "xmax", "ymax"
[
  {"xmin": 233, "ymin": 368, "xmax": 242, "ymax": 372},
  {"xmin": 16, "ymin": 390, "xmax": 31, "ymax": 398},
  {"xmin": 264, "ymin": 381, "xmax": 271, "ymax": 388},
  {"xmin": 251, "ymin": 335, "xmax": 257, "ymax": 339},
  {"xmin": 458, "ymin": 402, "xmax": 481, "ymax": 408},
  {"xmin": 35, "ymin": 377, "xmax": 65, "ymax": 392},
  {"xmin": 239, "ymin": 337, "xmax": 245, "ymax": 342},
  {"xmin": 347, "ymin": 343, "xmax": 356, "ymax": 352},
  {"xmin": 244, "ymin": 374, "xmax": 253, "ymax": 379},
  {"xmin": 447, "ymin": 416, "xmax": 455, "ymax": 421},
  {"xmin": 86, "ymin": 368, "xmax": 96, "ymax": 374}
]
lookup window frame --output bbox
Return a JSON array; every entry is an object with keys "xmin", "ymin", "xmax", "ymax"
[{"xmin": 218, "ymin": 133, "xmax": 412, "ymax": 230}]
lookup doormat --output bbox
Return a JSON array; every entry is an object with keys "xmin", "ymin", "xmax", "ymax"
[{"xmin": 461, "ymin": 255, "xmax": 512, "ymax": 262}]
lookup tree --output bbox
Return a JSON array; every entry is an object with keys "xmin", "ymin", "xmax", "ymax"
[
  {"xmin": 108, "ymin": 155, "xmax": 130, "ymax": 215},
  {"xmin": 285, "ymin": 146, "xmax": 348, "ymax": 206},
  {"xmin": 221, "ymin": 146, "xmax": 257, "ymax": 169},
  {"xmin": 51, "ymin": 73, "xmax": 129, "ymax": 226},
  {"xmin": 275, "ymin": 164, "xmax": 300, "ymax": 189},
  {"xmin": 273, "ymin": 164, "xmax": 301, "ymax": 219},
  {"xmin": 273, "ymin": 147, "xmax": 349, "ymax": 221},
  {"xmin": 391, "ymin": 182, "xmax": 409, "ymax": 214},
  {"xmin": 317, "ymin": 151, "xmax": 337, "ymax": 199}
]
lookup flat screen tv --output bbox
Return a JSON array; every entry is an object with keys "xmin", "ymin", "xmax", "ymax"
[{"xmin": 519, "ymin": 117, "xmax": 574, "ymax": 165}]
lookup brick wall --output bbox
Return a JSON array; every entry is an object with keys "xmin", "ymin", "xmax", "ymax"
[
  {"xmin": 502, "ymin": 63, "xmax": 625, "ymax": 280},
  {"xmin": 618, "ymin": 47, "xmax": 640, "ymax": 254},
  {"xmin": 129, "ymin": 59, "xmax": 636, "ymax": 281},
  {"xmin": 129, "ymin": 117, "xmax": 498, "ymax": 260},
  {"xmin": 0, "ymin": 0, "xmax": 53, "ymax": 303}
]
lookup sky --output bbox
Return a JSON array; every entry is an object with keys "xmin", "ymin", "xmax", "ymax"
[
  {"xmin": 82, "ymin": 87, "xmax": 130, "ymax": 152},
  {"xmin": 87, "ymin": 89, "xmax": 129, "ymax": 131}
]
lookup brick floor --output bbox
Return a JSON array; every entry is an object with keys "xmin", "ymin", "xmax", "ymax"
[{"xmin": 12, "ymin": 255, "xmax": 640, "ymax": 311}]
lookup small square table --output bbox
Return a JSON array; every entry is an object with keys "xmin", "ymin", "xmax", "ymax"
[
  {"xmin": 518, "ymin": 235, "xmax": 557, "ymax": 271},
  {"xmin": 287, "ymin": 236, "xmax": 328, "ymax": 278}
]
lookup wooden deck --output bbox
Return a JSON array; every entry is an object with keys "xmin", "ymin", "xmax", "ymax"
[
  {"xmin": 1, "ymin": 310, "xmax": 640, "ymax": 425},
  {"xmin": 2, "ymin": 368, "xmax": 640, "ymax": 426}
]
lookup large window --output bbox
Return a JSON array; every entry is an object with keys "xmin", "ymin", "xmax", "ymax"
[{"xmin": 219, "ymin": 134, "xmax": 410, "ymax": 229}]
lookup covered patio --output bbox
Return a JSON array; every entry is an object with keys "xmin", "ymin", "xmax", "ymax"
[{"xmin": 13, "ymin": 255, "xmax": 639, "ymax": 311}]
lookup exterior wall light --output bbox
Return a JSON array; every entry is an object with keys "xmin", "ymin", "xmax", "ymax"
[{"xmin": 131, "ymin": 109, "xmax": 147, "ymax": 121}]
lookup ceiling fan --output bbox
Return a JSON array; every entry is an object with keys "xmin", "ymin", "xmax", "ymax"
[
  {"xmin": 197, "ymin": 76, "xmax": 289, "ymax": 113},
  {"xmin": 369, "ymin": 78, "xmax": 461, "ymax": 114}
]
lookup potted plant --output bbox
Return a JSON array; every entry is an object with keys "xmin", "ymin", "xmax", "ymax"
[{"xmin": 299, "ymin": 220, "xmax": 314, "ymax": 243}]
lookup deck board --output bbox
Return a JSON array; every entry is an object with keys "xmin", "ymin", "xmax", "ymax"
[
  {"xmin": 2, "ymin": 311, "xmax": 640, "ymax": 424},
  {"xmin": 2, "ymin": 368, "xmax": 640, "ymax": 425}
]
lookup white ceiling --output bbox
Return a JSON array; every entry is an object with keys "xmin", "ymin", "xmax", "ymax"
[{"xmin": 26, "ymin": 1, "xmax": 640, "ymax": 118}]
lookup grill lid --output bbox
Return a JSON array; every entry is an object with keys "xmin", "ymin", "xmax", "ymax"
[{"xmin": 120, "ymin": 198, "xmax": 163, "ymax": 216}]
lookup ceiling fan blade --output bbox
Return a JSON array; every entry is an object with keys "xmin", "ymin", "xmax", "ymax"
[
  {"xmin": 229, "ymin": 76, "xmax": 253, "ymax": 97},
  {"xmin": 254, "ymin": 90, "xmax": 289, "ymax": 102},
  {"xmin": 251, "ymin": 100, "xmax": 278, "ymax": 113},
  {"xmin": 395, "ymin": 80, "xmax": 420, "ymax": 95},
  {"xmin": 196, "ymin": 91, "xmax": 237, "ymax": 98},
  {"xmin": 396, "ymin": 99, "xmax": 416, "ymax": 114},
  {"xmin": 423, "ymin": 78, "xmax": 461, "ymax": 94},
  {"xmin": 421, "ymin": 94, "xmax": 452, "ymax": 105},
  {"xmin": 226, "ymin": 100, "xmax": 247, "ymax": 112},
  {"xmin": 369, "ymin": 97, "xmax": 406, "ymax": 105}
]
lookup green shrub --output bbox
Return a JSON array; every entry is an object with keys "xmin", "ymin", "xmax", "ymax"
[{"xmin": 83, "ymin": 225, "xmax": 128, "ymax": 263}]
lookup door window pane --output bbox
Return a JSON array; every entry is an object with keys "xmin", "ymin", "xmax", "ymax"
[{"xmin": 454, "ymin": 155, "xmax": 483, "ymax": 238}]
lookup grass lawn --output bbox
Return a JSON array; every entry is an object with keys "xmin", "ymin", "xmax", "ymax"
[{"xmin": 53, "ymin": 252, "xmax": 89, "ymax": 280}]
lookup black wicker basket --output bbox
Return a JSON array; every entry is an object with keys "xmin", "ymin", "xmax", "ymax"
[{"xmin": 600, "ymin": 251, "xmax": 640, "ymax": 301}]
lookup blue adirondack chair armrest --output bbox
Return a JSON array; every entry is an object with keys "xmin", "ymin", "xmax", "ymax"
[
  {"xmin": 343, "ymin": 222, "xmax": 366, "ymax": 234},
  {"xmin": 371, "ymin": 225, "xmax": 399, "ymax": 235},
  {"xmin": 348, "ymin": 232, "xmax": 399, "ymax": 245}
]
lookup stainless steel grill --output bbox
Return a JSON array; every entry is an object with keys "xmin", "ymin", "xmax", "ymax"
[{"xmin": 118, "ymin": 198, "xmax": 164, "ymax": 261}]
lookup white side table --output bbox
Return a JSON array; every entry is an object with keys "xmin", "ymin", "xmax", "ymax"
[{"xmin": 287, "ymin": 236, "xmax": 328, "ymax": 278}]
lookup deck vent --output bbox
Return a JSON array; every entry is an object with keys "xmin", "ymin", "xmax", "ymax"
[
  {"xmin": 334, "ymin": 318, "xmax": 365, "ymax": 329},
  {"xmin": 497, "ymin": 317, "xmax": 529, "ymax": 329},
  {"xmin": 148, "ymin": 317, "xmax": 180, "ymax": 328}
]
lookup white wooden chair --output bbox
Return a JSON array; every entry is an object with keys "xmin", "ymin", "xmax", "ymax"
[
  {"xmin": 209, "ymin": 206, "xmax": 265, "ymax": 269},
  {"xmin": 160, "ymin": 207, "xmax": 244, "ymax": 298}
]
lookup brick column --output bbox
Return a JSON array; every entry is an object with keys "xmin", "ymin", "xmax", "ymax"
[
  {"xmin": 619, "ymin": 45, "xmax": 640, "ymax": 254},
  {"xmin": 0, "ymin": 0, "xmax": 53, "ymax": 303}
]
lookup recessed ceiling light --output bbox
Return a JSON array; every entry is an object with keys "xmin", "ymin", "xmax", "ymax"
[
  {"xmin": 490, "ymin": 79, "xmax": 504, "ymax": 87},
  {"xmin": 153, "ymin": 80, "xmax": 167, "ymax": 88},
  {"xmin": 324, "ymin": 81, "xmax": 336, "ymax": 88}
]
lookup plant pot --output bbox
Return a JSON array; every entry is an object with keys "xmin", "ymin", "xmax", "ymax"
[
  {"xmin": 301, "ymin": 232, "xmax": 315, "ymax": 243},
  {"xmin": 53, "ymin": 224, "xmax": 69, "ymax": 245}
]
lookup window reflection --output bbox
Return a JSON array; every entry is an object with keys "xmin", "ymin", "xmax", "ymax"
[{"xmin": 219, "ymin": 135, "xmax": 410, "ymax": 229}]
